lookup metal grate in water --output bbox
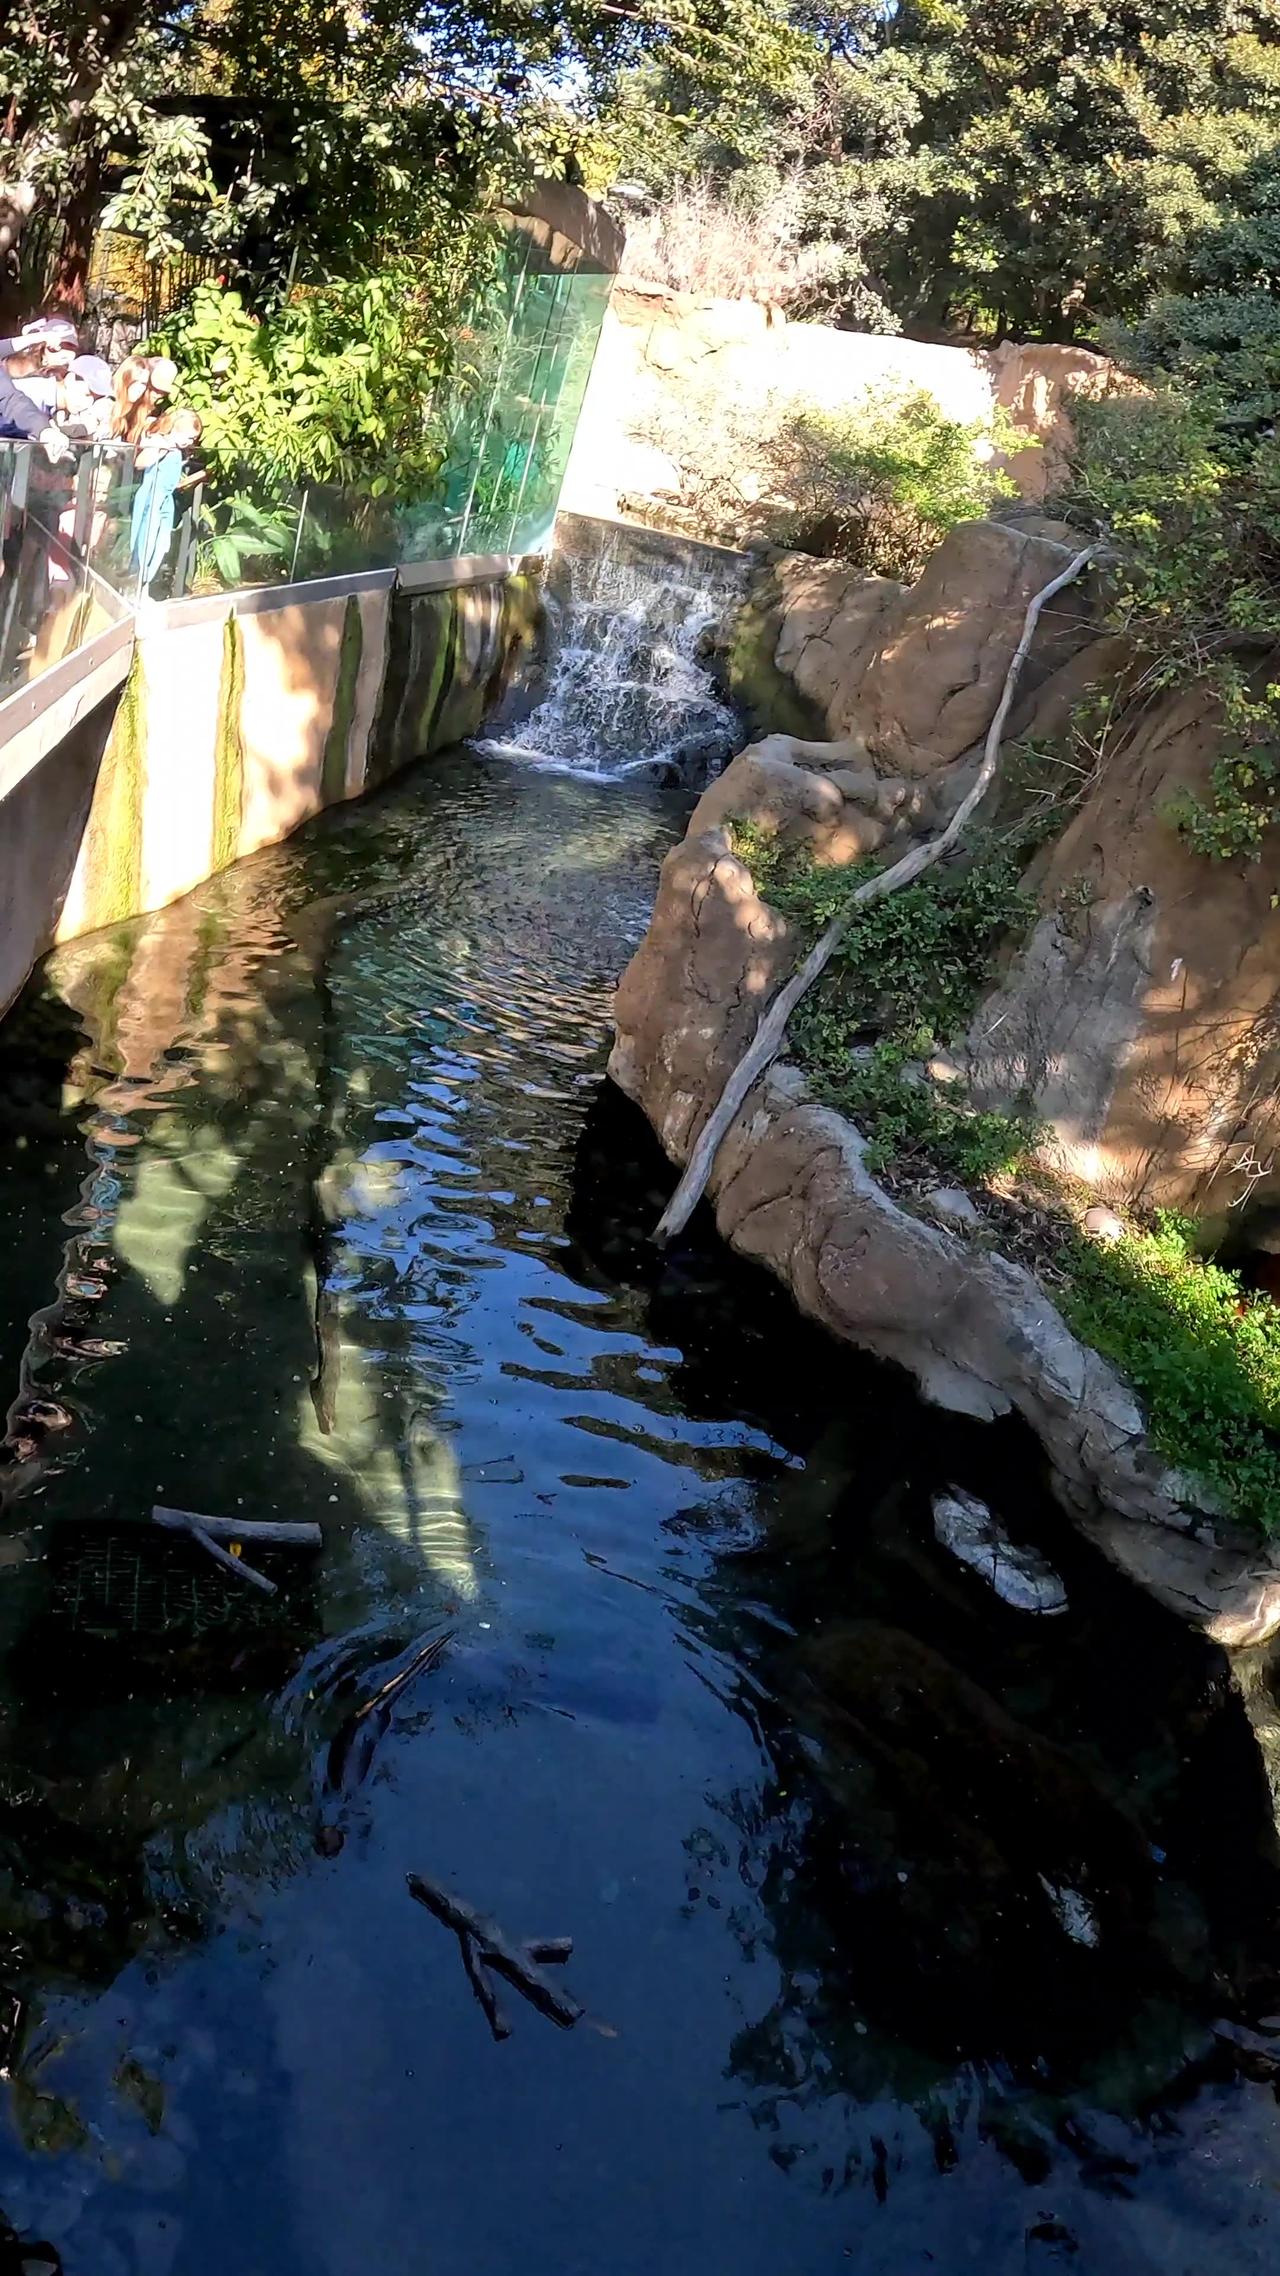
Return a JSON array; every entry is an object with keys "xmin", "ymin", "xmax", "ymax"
[{"xmin": 46, "ymin": 1523, "xmax": 297, "ymax": 1641}]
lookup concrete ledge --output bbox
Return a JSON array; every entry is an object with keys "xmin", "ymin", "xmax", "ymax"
[
  {"xmin": 0, "ymin": 617, "xmax": 135, "ymax": 794},
  {"xmin": 157, "ymin": 552, "xmax": 531, "ymax": 628},
  {"xmin": 397, "ymin": 553, "xmax": 527, "ymax": 595},
  {"xmin": 160, "ymin": 566, "xmax": 398, "ymax": 631}
]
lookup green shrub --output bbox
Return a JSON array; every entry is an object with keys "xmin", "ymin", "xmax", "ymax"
[
  {"xmin": 1069, "ymin": 305, "xmax": 1280, "ymax": 858},
  {"xmin": 812, "ymin": 1037, "xmax": 1043, "ymax": 1181},
  {"xmin": 732, "ymin": 820, "xmax": 1034, "ymax": 1042},
  {"xmin": 762, "ymin": 388, "xmax": 1023, "ymax": 580},
  {"xmin": 729, "ymin": 822, "xmax": 1041, "ymax": 1178},
  {"xmin": 160, "ymin": 263, "xmax": 469, "ymax": 496},
  {"xmin": 1059, "ymin": 1213, "xmax": 1280, "ymax": 1535}
]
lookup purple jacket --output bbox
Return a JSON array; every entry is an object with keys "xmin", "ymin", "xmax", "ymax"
[{"xmin": 0, "ymin": 349, "xmax": 49, "ymax": 443}]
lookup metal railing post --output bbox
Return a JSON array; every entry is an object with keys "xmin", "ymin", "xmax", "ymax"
[
  {"xmin": 173, "ymin": 472, "xmax": 206, "ymax": 596},
  {"xmin": 71, "ymin": 448, "xmax": 96, "ymax": 552},
  {"xmin": 289, "ymin": 489, "xmax": 310, "ymax": 584}
]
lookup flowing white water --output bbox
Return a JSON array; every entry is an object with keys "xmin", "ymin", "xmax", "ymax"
[{"xmin": 484, "ymin": 516, "xmax": 750, "ymax": 782}]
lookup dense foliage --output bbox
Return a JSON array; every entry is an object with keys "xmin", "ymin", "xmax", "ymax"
[
  {"xmin": 152, "ymin": 244, "xmax": 514, "ymax": 580},
  {"xmin": 1066, "ymin": 387, "xmax": 1280, "ymax": 856},
  {"xmin": 158, "ymin": 255, "xmax": 489, "ymax": 492},
  {"xmin": 1060, "ymin": 1214, "xmax": 1280, "ymax": 1535},
  {"xmin": 1058, "ymin": 131, "xmax": 1280, "ymax": 859},
  {"xmin": 11, "ymin": 0, "xmax": 1280, "ymax": 349},
  {"xmin": 599, "ymin": 0, "xmax": 1280, "ymax": 339},
  {"xmin": 0, "ymin": 0, "xmax": 807, "ymax": 316},
  {"xmin": 729, "ymin": 822, "xmax": 1043, "ymax": 1179}
]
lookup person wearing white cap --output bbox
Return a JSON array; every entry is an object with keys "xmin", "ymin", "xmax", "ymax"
[
  {"xmin": 0, "ymin": 316, "xmax": 78, "ymax": 461},
  {"xmin": 58, "ymin": 355, "xmax": 114, "ymax": 443}
]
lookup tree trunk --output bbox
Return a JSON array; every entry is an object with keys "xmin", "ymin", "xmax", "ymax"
[
  {"xmin": 51, "ymin": 145, "xmax": 104, "ymax": 317},
  {"xmin": 0, "ymin": 1, "xmax": 151, "ymax": 306}
]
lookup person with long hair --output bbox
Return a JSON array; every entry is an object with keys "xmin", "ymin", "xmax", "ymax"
[
  {"xmin": 110, "ymin": 354, "xmax": 176, "ymax": 446},
  {"xmin": 130, "ymin": 407, "xmax": 203, "ymax": 590}
]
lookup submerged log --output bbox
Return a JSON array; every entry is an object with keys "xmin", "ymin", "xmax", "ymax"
[
  {"xmin": 406, "ymin": 1872, "xmax": 583, "ymax": 2031},
  {"xmin": 459, "ymin": 1930, "xmax": 512, "ymax": 2041},
  {"xmin": 180, "ymin": 1515, "xmax": 275, "ymax": 1596},
  {"xmin": 151, "ymin": 1506, "xmax": 322, "ymax": 1546}
]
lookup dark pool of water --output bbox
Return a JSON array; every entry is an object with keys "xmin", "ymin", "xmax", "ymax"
[{"xmin": 1, "ymin": 751, "xmax": 1280, "ymax": 2275}]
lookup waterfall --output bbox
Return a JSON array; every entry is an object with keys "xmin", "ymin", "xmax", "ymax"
[{"xmin": 483, "ymin": 513, "xmax": 750, "ymax": 783}]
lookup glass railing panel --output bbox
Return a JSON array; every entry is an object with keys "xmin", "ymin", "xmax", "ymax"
[
  {"xmin": 2, "ymin": 233, "xmax": 614, "ymax": 681},
  {"xmin": 0, "ymin": 441, "xmax": 135, "ymax": 702}
]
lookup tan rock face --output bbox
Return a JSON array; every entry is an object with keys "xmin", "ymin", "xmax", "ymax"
[
  {"xmin": 610, "ymin": 731, "xmax": 1280, "ymax": 1644},
  {"xmin": 771, "ymin": 557, "xmax": 903, "ymax": 737},
  {"xmin": 746, "ymin": 518, "xmax": 1280, "ymax": 1220},
  {"xmin": 987, "ymin": 342, "xmax": 1120, "ymax": 503},
  {"xmin": 851, "ymin": 519, "xmax": 1097, "ymax": 777},
  {"xmin": 967, "ymin": 683, "xmax": 1280, "ymax": 1213},
  {"xmin": 763, "ymin": 520, "xmax": 1098, "ymax": 774},
  {"xmin": 611, "ymin": 823, "xmax": 795, "ymax": 1165}
]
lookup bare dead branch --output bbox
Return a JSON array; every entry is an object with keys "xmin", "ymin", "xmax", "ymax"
[{"xmin": 653, "ymin": 544, "xmax": 1099, "ymax": 1244}]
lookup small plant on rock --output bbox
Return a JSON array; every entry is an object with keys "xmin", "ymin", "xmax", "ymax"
[
  {"xmin": 729, "ymin": 822, "xmax": 1042, "ymax": 1181},
  {"xmin": 1058, "ymin": 1212, "xmax": 1280, "ymax": 1535},
  {"xmin": 761, "ymin": 389, "xmax": 1023, "ymax": 580}
]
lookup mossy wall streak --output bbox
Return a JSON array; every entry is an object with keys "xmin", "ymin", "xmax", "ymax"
[
  {"xmin": 431, "ymin": 592, "xmax": 488, "ymax": 751},
  {"xmin": 78, "ymin": 653, "xmax": 145, "ymax": 933},
  {"xmin": 321, "ymin": 597, "xmax": 365, "ymax": 804},
  {"xmin": 211, "ymin": 615, "xmax": 246, "ymax": 874}
]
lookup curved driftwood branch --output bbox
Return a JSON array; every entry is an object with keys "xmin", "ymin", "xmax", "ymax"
[{"xmin": 653, "ymin": 544, "xmax": 1098, "ymax": 1245}]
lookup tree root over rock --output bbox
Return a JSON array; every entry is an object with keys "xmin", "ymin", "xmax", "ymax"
[{"xmin": 654, "ymin": 544, "xmax": 1098, "ymax": 1244}]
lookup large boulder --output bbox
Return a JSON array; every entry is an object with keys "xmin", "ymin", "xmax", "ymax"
[
  {"xmin": 850, "ymin": 518, "xmax": 1098, "ymax": 777},
  {"xmin": 770, "ymin": 556, "xmax": 903, "ymax": 737},
  {"xmin": 966, "ymin": 681, "xmax": 1280, "ymax": 1214},
  {"xmin": 761, "ymin": 519, "xmax": 1100, "ymax": 771}
]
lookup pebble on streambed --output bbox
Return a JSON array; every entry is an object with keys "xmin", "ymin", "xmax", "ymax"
[{"xmin": 931, "ymin": 1487, "xmax": 1069, "ymax": 1615}]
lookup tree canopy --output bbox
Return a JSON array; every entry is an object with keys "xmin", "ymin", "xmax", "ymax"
[
  {"xmin": 596, "ymin": 0, "xmax": 1280, "ymax": 338},
  {"xmin": 8, "ymin": 0, "xmax": 1280, "ymax": 338},
  {"xmin": 0, "ymin": 0, "xmax": 807, "ymax": 314}
]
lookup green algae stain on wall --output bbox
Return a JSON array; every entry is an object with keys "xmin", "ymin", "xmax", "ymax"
[
  {"xmin": 78, "ymin": 652, "xmax": 146, "ymax": 933},
  {"xmin": 367, "ymin": 591, "xmax": 453, "ymax": 788},
  {"xmin": 321, "ymin": 596, "xmax": 365, "ymax": 805},
  {"xmin": 211, "ymin": 615, "xmax": 246, "ymax": 873},
  {"xmin": 413, "ymin": 595, "xmax": 455, "ymax": 755}
]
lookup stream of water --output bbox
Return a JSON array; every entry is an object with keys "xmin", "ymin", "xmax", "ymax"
[{"xmin": 1, "ymin": 745, "xmax": 1279, "ymax": 2273}]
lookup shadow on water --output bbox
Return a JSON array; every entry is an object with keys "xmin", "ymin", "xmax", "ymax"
[{"xmin": 0, "ymin": 749, "xmax": 1276, "ymax": 2270}]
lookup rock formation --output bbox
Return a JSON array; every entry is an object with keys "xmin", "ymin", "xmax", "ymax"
[
  {"xmin": 612, "ymin": 513, "xmax": 1280, "ymax": 1644},
  {"xmin": 966, "ymin": 682, "xmax": 1280, "ymax": 1217},
  {"xmin": 729, "ymin": 516, "xmax": 1280, "ymax": 1215}
]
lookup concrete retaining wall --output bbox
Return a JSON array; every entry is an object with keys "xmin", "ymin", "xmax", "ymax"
[{"xmin": 0, "ymin": 562, "xmax": 541, "ymax": 1018}]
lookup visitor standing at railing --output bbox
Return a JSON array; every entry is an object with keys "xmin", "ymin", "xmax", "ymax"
[
  {"xmin": 0, "ymin": 319, "xmax": 76, "ymax": 462},
  {"xmin": 59, "ymin": 357, "xmax": 115, "ymax": 443},
  {"xmin": 130, "ymin": 410, "xmax": 204, "ymax": 593},
  {"xmin": 111, "ymin": 354, "xmax": 176, "ymax": 447}
]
